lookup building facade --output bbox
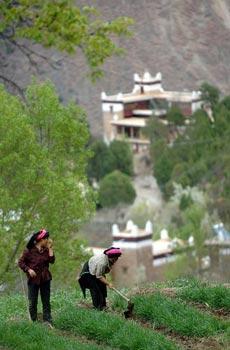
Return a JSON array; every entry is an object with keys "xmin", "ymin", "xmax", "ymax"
[{"xmin": 101, "ymin": 72, "xmax": 203, "ymax": 152}]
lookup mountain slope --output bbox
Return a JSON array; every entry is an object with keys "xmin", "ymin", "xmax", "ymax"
[{"xmin": 1, "ymin": 0, "xmax": 230, "ymax": 136}]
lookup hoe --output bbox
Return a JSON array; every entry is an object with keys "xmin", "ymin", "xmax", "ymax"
[{"xmin": 112, "ymin": 287, "xmax": 134, "ymax": 318}]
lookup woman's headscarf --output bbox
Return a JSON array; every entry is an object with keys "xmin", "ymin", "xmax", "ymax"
[
  {"xmin": 26, "ymin": 229, "xmax": 49, "ymax": 249},
  {"xmin": 103, "ymin": 246, "xmax": 122, "ymax": 258}
]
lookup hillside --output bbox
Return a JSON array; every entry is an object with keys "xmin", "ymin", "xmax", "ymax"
[
  {"xmin": 1, "ymin": 0, "xmax": 230, "ymax": 136},
  {"xmin": 0, "ymin": 279, "xmax": 229, "ymax": 350}
]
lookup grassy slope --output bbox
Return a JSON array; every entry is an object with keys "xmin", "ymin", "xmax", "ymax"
[{"xmin": 0, "ymin": 280, "xmax": 229, "ymax": 350}]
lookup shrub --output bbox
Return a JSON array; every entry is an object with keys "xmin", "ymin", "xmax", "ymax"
[
  {"xmin": 98, "ymin": 170, "xmax": 136, "ymax": 208},
  {"xmin": 109, "ymin": 140, "xmax": 134, "ymax": 176}
]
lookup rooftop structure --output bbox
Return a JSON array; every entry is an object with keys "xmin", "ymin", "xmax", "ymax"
[{"xmin": 101, "ymin": 72, "xmax": 202, "ymax": 152}]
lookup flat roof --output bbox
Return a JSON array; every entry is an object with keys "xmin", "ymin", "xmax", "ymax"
[{"xmin": 102, "ymin": 90, "xmax": 201, "ymax": 104}]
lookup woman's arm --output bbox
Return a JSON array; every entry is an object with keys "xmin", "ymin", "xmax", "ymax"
[
  {"xmin": 18, "ymin": 250, "xmax": 37, "ymax": 277},
  {"xmin": 47, "ymin": 239, "xmax": 55, "ymax": 263},
  {"xmin": 98, "ymin": 276, "xmax": 113, "ymax": 288}
]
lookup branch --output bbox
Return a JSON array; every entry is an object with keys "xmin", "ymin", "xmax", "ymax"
[{"xmin": 0, "ymin": 74, "xmax": 25, "ymax": 100}]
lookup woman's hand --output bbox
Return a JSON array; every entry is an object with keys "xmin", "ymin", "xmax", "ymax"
[
  {"xmin": 28, "ymin": 269, "xmax": 37, "ymax": 278},
  {"xmin": 47, "ymin": 239, "xmax": 53, "ymax": 249},
  {"xmin": 107, "ymin": 283, "xmax": 113, "ymax": 289}
]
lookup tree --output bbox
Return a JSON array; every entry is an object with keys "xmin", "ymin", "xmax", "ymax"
[
  {"xmin": 87, "ymin": 139, "xmax": 115, "ymax": 181},
  {"xmin": 87, "ymin": 139, "xmax": 134, "ymax": 182},
  {"xmin": 0, "ymin": 80, "xmax": 95, "ymax": 286},
  {"xmin": 144, "ymin": 117, "xmax": 168, "ymax": 145},
  {"xmin": 109, "ymin": 140, "xmax": 134, "ymax": 176},
  {"xmin": 200, "ymin": 82, "xmax": 220, "ymax": 110},
  {"xmin": 0, "ymin": 0, "xmax": 133, "ymax": 94},
  {"xmin": 167, "ymin": 106, "xmax": 184, "ymax": 127},
  {"xmin": 98, "ymin": 171, "xmax": 136, "ymax": 208},
  {"xmin": 181, "ymin": 204, "xmax": 208, "ymax": 274}
]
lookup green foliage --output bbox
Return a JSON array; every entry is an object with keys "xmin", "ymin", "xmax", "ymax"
[
  {"xmin": 132, "ymin": 292, "xmax": 227, "ymax": 337},
  {"xmin": 87, "ymin": 139, "xmax": 133, "ymax": 182},
  {"xmin": 109, "ymin": 140, "xmax": 134, "ymax": 176},
  {"xmin": 179, "ymin": 194, "xmax": 193, "ymax": 211},
  {"xmin": 200, "ymin": 82, "xmax": 220, "ymax": 109},
  {"xmin": 55, "ymin": 305, "xmax": 179, "ymax": 350},
  {"xmin": 0, "ymin": 0, "xmax": 133, "ymax": 80},
  {"xmin": 167, "ymin": 106, "xmax": 184, "ymax": 126},
  {"xmin": 0, "ymin": 285, "xmax": 229, "ymax": 350},
  {"xmin": 164, "ymin": 254, "xmax": 196, "ymax": 281},
  {"xmin": 0, "ymin": 321, "xmax": 104, "ymax": 350},
  {"xmin": 146, "ymin": 83, "xmax": 230, "ymax": 224},
  {"xmin": 98, "ymin": 170, "xmax": 136, "ymax": 208},
  {"xmin": 144, "ymin": 117, "xmax": 168, "ymax": 145},
  {"xmin": 153, "ymin": 150, "xmax": 174, "ymax": 189},
  {"xmin": 178, "ymin": 284, "xmax": 230, "ymax": 311},
  {"xmin": 0, "ymin": 81, "xmax": 95, "ymax": 287},
  {"xmin": 87, "ymin": 140, "xmax": 115, "ymax": 181}
]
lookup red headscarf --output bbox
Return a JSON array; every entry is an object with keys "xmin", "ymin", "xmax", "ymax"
[
  {"xmin": 103, "ymin": 247, "xmax": 122, "ymax": 257},
  {"xmin": 36, "ymin": 229, "xmax": 49, "ymax": 241}
]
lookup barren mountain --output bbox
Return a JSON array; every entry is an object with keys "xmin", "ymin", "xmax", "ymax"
[{"xmin": 1, "ymin": 0, "xmax": 230, "ymax": 136}]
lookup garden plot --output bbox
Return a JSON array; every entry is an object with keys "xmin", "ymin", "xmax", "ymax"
[{"xmin": 0, "ymin": 282, "xmax": 229, "ymax": 350}]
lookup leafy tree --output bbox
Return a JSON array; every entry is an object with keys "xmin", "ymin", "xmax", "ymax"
[
  {"xmin": 0, "ymin": 0, "xmax": 133, "ymax": 93},
  {"xmin": 180, "ymin": 204, "xmax": 208, "ymax": 273},
  {"xmin": 153, "ymin": 150, "xmax": 174, "ymax": 190},
  {"xmin": 87, "ymin": 139, "xmax": 115, "ymax": 181},
  {"xmin": 87, "ymin": 139, "xmax": 133, "ymax": 182},
  {"xmin": 144, "ymin": 117, "xmax": 168, "ymax": 145},
  {"xmin": 179, "ymin": 194, "xmax": 193, "ymax": 211},
  {"xmin": 109, "ymin": 140, "xmax": 133, "ymax": 176},
  {"xmin": 98, "ymin": 170, "xmax": 136, "ymax": 208},
  {"xmin": 0, "ymin": 81, "xmax": 95, "ymax": 286},
  {"xmin": 146, "ymin": 81, "xmax": 230, "ymax": 224},
  {"xmin": 167, "ymin": 106, "xmax": 184, "ymax": 126},
  {"xmin": 200, "ymin": 82, "xmax": 220, "ymax": 109}
]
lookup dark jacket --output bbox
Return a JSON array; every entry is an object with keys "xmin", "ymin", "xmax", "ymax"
[{"xmin": 18, "ymin": 247, "xmax": 55, "ymax": 285}]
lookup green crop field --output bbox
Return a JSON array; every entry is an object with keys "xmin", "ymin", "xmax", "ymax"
[{"xmin": 0, "ymin": 280, "xmax": 229, "ymax": 350}]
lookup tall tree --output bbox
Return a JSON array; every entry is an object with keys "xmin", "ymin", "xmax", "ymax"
[
  {"xmin": 0, "ymin": 0, "xmax": 133, "ymax": 94},
  {"xmin": 0, "ymin": 80, "xmax": 95, "ymax": 285}
]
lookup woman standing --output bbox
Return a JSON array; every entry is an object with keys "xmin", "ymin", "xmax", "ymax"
[
  {"xmin": 18, "ymin": 229, "xmax": 55, "ymax": 325},
  {"xmin": 78, "ymin": 247, "xmax": 122, "ymax": 310}
]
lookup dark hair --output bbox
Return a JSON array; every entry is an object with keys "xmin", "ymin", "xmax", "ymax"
[{"xmin": 26, "ymin": 230, "xmax": 49, "ymax": 250}]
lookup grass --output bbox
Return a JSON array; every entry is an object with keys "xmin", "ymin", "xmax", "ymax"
[
  {"xmin": 0, "ymin": 281, "xmax": 229, "ymax": 350},
  {"xmin": 0, "ymin": 321, "xmax": 104, "ymax": 350},
  {"xmin": 0, "ymin": 289, "xmax": 179, "ymax": 350},
  {"xmin": 177, "ymin": 284, "xmax": 230, "ymax": 311},
  {"xmin": 55, "ymin": 305, "xmax": 180, "ymax": 350},
  {"xmin": 131, "ymin": 292, "xmax": 229, "ymax": 337}
]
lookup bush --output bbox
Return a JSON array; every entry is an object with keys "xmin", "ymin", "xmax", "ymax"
[
  {"xmin": 87, "ymin": 140, "xmax": 115, "ymax": 181},
  {"xmin": 109, "ymin": 140, "xmax": 134, "ymax": 176},
  {"xmin": 98, "ymin": 170, "xmax": 136, "ymax": 208}
]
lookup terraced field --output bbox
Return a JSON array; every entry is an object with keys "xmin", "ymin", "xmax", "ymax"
[{"xmin": 0, "ymin": 280, "xmax": 229, "ymax": 350}]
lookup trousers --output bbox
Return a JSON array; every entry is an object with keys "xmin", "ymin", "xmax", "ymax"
[
  {"xmin": 79, "ymin": 262, "xmax": 107, "ymax": 310},
  {"xmin": 27, "ymin": 280, "xmax": 52, "ymax": 322}
]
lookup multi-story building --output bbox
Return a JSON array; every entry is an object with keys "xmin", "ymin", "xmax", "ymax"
[{"xmin": 101, "ymin": 72, "xmax": 203, "ymax": 152}]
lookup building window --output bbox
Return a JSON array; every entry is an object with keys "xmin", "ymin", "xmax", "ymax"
[
  {"xmin": 133, "ymin": 127, "xmax": 140, "ymax": 138},
  {"xmin": 124, "ymin": 127, "xmax": 131, "ymax": 137}
]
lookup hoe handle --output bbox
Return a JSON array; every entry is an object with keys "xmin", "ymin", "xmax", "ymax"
[{"xmin": 111, "ymin": 287, "xmax": 130, "ymax": 302}]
